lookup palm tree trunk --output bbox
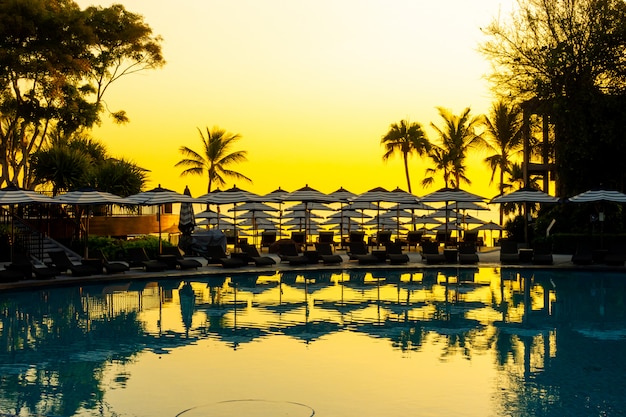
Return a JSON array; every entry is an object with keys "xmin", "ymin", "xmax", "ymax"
[{"xmin": 403, "ymin": 153, "xmax": 412, "ymax": 193}]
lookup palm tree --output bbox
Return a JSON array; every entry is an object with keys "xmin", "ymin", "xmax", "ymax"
[
  {"xmin": 483, "ymin": 100, "xmax": 523, "ymax": 225},
  {"xmin": 421, "ymin": 145, "xmax": 454, "ymax": 188},
  {"xmin": 31, "ymin": 131, "xmax": 147, "ymax": 196},
  {"xmin": 380, "ymin": 119, "xmax": 431, "ymax": 193},
  {"xmin": 426, "ymin": 107, "xmax": 486, "ymax": 189},
  {"xmin": 176, "ymin": 126, "xmax": 251, "ymax": 193},
  {"xmin": 31, "ymin": 145, "xmax": 92, "ymax": 195}
]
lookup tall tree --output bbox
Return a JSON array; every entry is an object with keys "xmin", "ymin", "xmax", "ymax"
[
  {"xmin": 483, "ymin": 100, "xmax": 524, "ymax": 225},
  {"xmin": 0, "ymin": 0, "xmax": 164, "ymax": 189},
  {"xmin": 426, "ymin": 107, "xmax": 485, "ymax": 189},
  {"xmin": 176, "ymin": 126, "xmax": 251, "ymax": 193},
  {"xmin": 480, "ymin": 0, "xmax": 626, "ymax": 195},
  {"xmin": 380, "ymin": 119, "xmax": 431, "ymax": 193}
]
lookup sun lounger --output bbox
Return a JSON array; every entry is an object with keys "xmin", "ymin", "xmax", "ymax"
[
  {"xmin": 277, "ymin": 242, "xmax": 310, "ymax": 265},
  {"xmin": 370, "ymin": 230, "xmax": 392, "ymax": 247},
  {"xmin": 499, "ymin": 240, "xmax": 520, "ymax": 264},
  {"xmin": 420, "ymin": 241, "xmax": 445, "ymax": 264},
  {"xmin": 260, "ymin": 231, "xmax": 277, "ymax": 252},
  {"xmin": 347, "ymin": 241, "xmax": 384, "ymax": 264},
  {"xmin": 406, "ymin": 230, "xmax": 425, "ymax": 251},
  {"xmin": 6, "ymin": 253, "xmax": 59, "ymax": 280},
  {"xmin": 48, "ymin": 250, "xmax": 98, "ymax": 276},
  {"xmin": 314, "ymin": 242, "xmax": 343, "ymax": 264},
  {"xmin": 161, "ymin": 246, "xmax": 203, "ymax": 270},
  {"xmin": 205, "ymin": 245, "xmax": 246, "ymax": 268},
  {"xmin": 92, "ymin": 249, "xmax": 130, "ymax": 274},
  {"xmin": 604, "ymin": 243, "xmax": 626, "ymax": 266},
  {"xmin": 532, "ymin": 242, "xmax": 553, "ymax": 265},
  {"xmin": 125, "ymin": 247, "xmax": 169, "ymax": 272},
  {"xmin": 385, "ymin": 242, "xmax": 409, "ymax": 265},
  {"xmin": 458, "ymin": 242, "xmax": 479, "ymax": 264},
  {"xmin": 239, "ymin": 243, "xmax": 277, "ymax": 267},
  {"xmin": 317, "ymin": 231, "xmax": 336, "ymax": 246},
  {"xmin": 571, "ymin": 241, "xmax": 593, "ymax": 265}
]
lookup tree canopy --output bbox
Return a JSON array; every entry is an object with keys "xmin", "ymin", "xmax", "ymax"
[
  {"xmin": 0, "ymin": 0, "xmax": 164, "ymax": 189},
  {"xmin": 481, "ymin": 0, "xmax": 626, "ymax": 195}
]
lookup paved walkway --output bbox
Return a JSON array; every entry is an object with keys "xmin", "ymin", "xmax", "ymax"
[{"xmin": 0, "ymin": 248, "xmax": 599, "ymax": 292}]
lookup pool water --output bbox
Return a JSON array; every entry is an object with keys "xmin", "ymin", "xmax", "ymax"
[{"xmin": 0, "ymin": 267, "xmax": 625, "ymax": 416}]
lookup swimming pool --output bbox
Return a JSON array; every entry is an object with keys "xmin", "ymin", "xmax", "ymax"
[{"xmin": 0, "ymin": 267, "xmax": 624, "ymax": 416}]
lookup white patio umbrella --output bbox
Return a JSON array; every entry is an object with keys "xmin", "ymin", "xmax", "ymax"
[
  {"xmin": 470, "ymin": 221, "xmax": 503, "ymax": 247},
  {"xmin": 127, "ymin": 185, "xmax": 198, "ymax": 253},
  {"xmin": 262, "ymin": 187, "xmax": 289, "ymax": 237},
  {"xmin": 490, "ymin": 186, "xmax": 559, "ymax": 243},
  {"xmin": 567, "ymin": 189, "xmax": 626, "ymax": 203},
  {"xmin": 567, "ymin": 188, "xmax": 626, "ymax": 246},
  {"xmin": 328, "ymin": 188, "xmax": 356, "ymax": 243},
  {"xmin": 351, "ymin": 186, "xmax": 420, "ymax": 238},
  {"xmin": 421, "ymin": 187, "xmax": 487, "ymax": 242},
  {"xmin": 490, "ymin": 187, "xmax": 559, "ymax": 204},
  {"xmin": 229, "ymin": 203, "xmax": 277, "ymax": 240},
  {"xmin": 54, "ymin": 187, "xmax": 127, "ymax": 257},
  {"xmin": 197, "ymin": 185, "xmax": 261, "ymax": 245},
  {"xmin": 280, "ymin": 185, "xmax": 335, "ymax": 243}
]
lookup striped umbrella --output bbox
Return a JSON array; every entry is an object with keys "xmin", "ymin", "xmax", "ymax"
[
  {"xmin": 0, "ymin": 185, "xmax": 53, "ymax": 205},
  {"xmin": 54, "ymin": 187, "xmax": 127, "ymax": 258},
  {"xmin": 329, "ymin": 187, "xmax": 356, "ymax": 245},
  {"xmin": 490, "ymin": 187, "xmax": 559, "ymax": 204},
  {"xmin": 127, "ymin": 185, "xmax": 198, "ymax": 253},
  {"xmin": 280, "ymin": 185, "xmax": 335, "ymax": 243},
  {"xmin": 421, "ymin": 187, "xmax": 486, "ymax": 241},
  {"xmin": 490, "ymin": 187, "xmax": 558, "ymax": 244},
  {"xmin": 567, "ymin": 189, "xmax": 626, "ymax": 203},
  {"xmin": 197, "ymin": 185, "xmax": 261, "ymax": 244}
]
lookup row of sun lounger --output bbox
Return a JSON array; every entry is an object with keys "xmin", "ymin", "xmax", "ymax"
[{"xmin": 0, "ymin": 246, "xmax": 204, "ymax": 283}]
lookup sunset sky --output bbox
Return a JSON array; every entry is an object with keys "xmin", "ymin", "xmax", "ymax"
[{"xmin": 76, "ymin": 0, "xmax": 517, "ymax": 202}]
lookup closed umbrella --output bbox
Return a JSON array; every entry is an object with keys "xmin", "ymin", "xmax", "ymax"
[{"xmin": 178, "ymin": 186, "xmax": 196, "ymax": 234}]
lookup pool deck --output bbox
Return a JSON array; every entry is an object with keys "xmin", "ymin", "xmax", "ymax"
[{"xmin": 0, "ymin": 248, "xmax": 616, "ymax": 292}]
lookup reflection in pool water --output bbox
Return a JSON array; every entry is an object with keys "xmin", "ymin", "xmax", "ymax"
[{"xmin": 0, "ymin": 267, "xmax": 625, "ymax": 416}]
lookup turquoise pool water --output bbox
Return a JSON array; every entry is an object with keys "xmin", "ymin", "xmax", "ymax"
[{"xmin": 0, "ymin": 267, "xmax": 625, "ymax": 416}]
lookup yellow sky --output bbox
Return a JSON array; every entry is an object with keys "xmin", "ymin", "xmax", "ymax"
[{"xmin": 76, "ymin": 0, "xmax": 517, "ymax": 202}]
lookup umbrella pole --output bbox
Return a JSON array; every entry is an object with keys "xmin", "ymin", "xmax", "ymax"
[
  {"xmin": 523, "ymin": 202, "xmax": 529, "ymax": 246},
  {"xmin": 158, "ymin": 204, "xmax": 162, "ymax": 254},
  {"xmin": 84, "ymin": 206, "xmax": 91, "ymax": 259},
  {"xmin": 10, "ymin": 206, "xmax": 14, "ymax": 262}
]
